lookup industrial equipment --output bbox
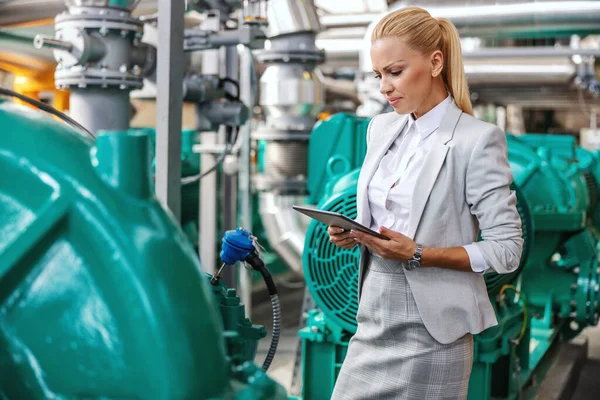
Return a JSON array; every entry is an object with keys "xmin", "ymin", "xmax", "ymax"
[
  {"xmin": 0, "ymin": 101, "xmax": 286, "ymax": 399},
  {"xmin": 299, "ymin": 114, "xmax": 600, "ymax": 400}
]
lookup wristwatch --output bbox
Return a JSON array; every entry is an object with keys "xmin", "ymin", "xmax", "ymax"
[{"xmin": 406, "ymin": 243, "xmax": 423, "ymax": 271}]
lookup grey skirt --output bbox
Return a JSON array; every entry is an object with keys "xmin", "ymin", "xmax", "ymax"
[{"xmin": 331, "ymin": 254, "xmax": 473, "ymax": 400}]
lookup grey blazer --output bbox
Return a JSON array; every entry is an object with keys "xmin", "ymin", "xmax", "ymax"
[{"xmin": 356, "ymin": 100, "xmax": 524, "ymax": 344}]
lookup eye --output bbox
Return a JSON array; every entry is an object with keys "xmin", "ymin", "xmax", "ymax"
[
  {"xmin": 374, "ymin": 73, "xmax": 381, "ymax": 79},
  {"xmin": 391, "ymin": 70, "xmax": 403, "ymax": 76}
]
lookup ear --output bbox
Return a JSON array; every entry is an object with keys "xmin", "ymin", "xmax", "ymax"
[{"xmin": 430, "ymin": 50, "xmax": 444, "ymax": 78}]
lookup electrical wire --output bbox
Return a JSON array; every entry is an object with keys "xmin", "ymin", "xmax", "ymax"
[
  {"xmin": 499, "ymin": 284, "xmax": 528, "ymax": 341},
  {"xmin": 181, "ymin": 125, "xmax": 239, "ymax": 185},
  {"xmin": 0, "ymin": 87, "xmax": 94, "ymax": 138},
  {"xmin": 181, "ymin": 76, "xmax": 243, "ymax": 185}
]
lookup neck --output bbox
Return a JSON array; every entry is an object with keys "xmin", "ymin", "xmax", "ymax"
[{"xmin": 413, "ymin": 81, "xmax": 448, "ymax": 119}]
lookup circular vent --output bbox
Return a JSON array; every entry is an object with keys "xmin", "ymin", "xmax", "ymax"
[{"xmin": 303, "ymin": 192, "xmax": 361, "ymax": 334}]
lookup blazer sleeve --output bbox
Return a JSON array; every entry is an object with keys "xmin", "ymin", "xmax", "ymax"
[{"xmin": 465, "ymin": 125, "xmax": 524, "ymax": 274}]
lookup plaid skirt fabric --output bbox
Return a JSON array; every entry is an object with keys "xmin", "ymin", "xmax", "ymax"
[{"xmin": 331, "ymin": 254, "xmax": 473, "ymax": 400}]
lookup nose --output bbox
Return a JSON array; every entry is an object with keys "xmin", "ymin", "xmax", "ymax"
[{"xmin": 379, "ymin": 76, "xmax": 393, "ymax": 95}]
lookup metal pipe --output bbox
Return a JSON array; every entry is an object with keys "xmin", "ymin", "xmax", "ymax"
[
  {"xmin": 155, "ymin": 0, "xmax": 184, "ymax": 221},
  {"xmin": 69, "ymin": 88, "xmax": 130, "ymax": 133},
  {"xmin": 0, "ymin": 0, "xmax": 66, "ymax": 27},
  {"xmin": 258, "ymin": 192, "xmax": 307, "ymax": 276},
  {"xmin": 464, "ymin": 59, "xmax": 577, "ymax": 85},
  {"xmin": 199, "ymin": 12, "xmax": 220, "ymax": 275},
  {"xmin": 463, "ymin": 48, "xmax": 600, "ymax": 59},
  {"xmin": 319, "ymin": 1, "xmax": 600, "ymax": 38},
  {"xmin": 221, "ymin": 44, "xmax": 239, "ymax": 289},
  {"xmin": 238, "ymin": 45, "xmax": 255, "ymax": 316},
  {"xmin": 255, "ymin": 0, "xmax": 324, "ymax": 277},
  {"xmin": 319, "ymin": 36, "xmax": 600, "ymax": 63},
  {"xmin": 0, "ymin": 0, "xmax": 161, "ymax": 27},
  {"xmin": 33, "ymin": 35, "xmax": 73, "ymax": 52}
]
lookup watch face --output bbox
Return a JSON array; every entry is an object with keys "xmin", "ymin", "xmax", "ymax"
[{"xmin": 407, "ymin": 260, "xmax": 419, "ymax": 270}]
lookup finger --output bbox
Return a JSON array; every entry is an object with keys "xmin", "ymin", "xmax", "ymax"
[
  {"xmin": 351, "ymin": 230, "xmax": 381, "ymax": 246},
  {"xmin": 352, "ymin": 230, "xmax": 388, "ymax": 254},
  {"xmin": 330, "ymin": 232, "xmax": 352, "ymax": 242},
  {"xmin": 379, "ymin": 226, "xmax": 405, "ymax": 240},
  {"xmin": 328, "ymin": 226, "xmax": 345, "ymax": 235},
  {"xmin": 337, "ymin": 237, "xmax": 357, "ymax": 248}
]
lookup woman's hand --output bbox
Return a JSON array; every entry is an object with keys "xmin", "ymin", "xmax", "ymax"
[
  {"xmin": 328, "ymin": 226, "xmax": 357, "ymax": 249},
  {"xmin": 351, "ymin": 226, "xmax": 417, "ymax": 261}
]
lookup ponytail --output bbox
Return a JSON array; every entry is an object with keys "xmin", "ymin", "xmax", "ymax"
[{"xmin": 437, "ymin": 18, "xmax": 473, "ymax": 115}]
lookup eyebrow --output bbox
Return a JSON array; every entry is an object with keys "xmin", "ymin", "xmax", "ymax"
[{"xmin": 373, "ymin": 61, "xmax": 406, "ymax": 73}]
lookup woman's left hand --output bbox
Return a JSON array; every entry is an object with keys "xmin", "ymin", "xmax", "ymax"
[{"xmin": 350, "ymin": 226, "xmax": 417, "ymax": 261}]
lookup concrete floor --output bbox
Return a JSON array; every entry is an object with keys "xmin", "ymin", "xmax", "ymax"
[
  {"xmin": 572, "ymin": 325, "xmax": 600, "ymax": 400},
  {"xmin": 253, "ymin": 286, "xmax": 600, "ymax": 399}
]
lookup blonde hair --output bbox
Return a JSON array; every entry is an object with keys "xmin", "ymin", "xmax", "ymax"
[{"xmin": 372, "ymin": 7, "xmax": 473, "ymax": 115}]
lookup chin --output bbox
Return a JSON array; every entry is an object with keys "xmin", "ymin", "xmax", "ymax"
[{"xmin": 392, "ymin": 105, "xmax": 411, "ymax": 115}]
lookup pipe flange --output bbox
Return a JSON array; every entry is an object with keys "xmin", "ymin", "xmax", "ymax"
[
  {"xmin": 55, "ymin": 67, "xmax": 142, "ymax": 89},
  {"xmin": 255, "ymin": 49, "xmax": 325, "ymax": 64},
  {"xmin": 253, "ymin": 175, "xmax": 308, "ymax": 194},
  {"xmin": 57, "ymin": 7, "xmax": 143, "ymax": 36},
  {"xmin": 251, "ymin": 130, "xmax": 311, "ymax": 141}
]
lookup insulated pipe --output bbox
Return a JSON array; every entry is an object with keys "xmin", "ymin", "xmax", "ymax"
[
  {"xmin": 464, "ymin": 58, "xmax": 577, "ymax": 85},
  {"xmin": 258, "ymin": 192, "xmax": 307, "ymax": 276},
  {"xmin": 255, "ymin": 0, "xmax": 324, "ymax": 277},
  {"xmin": 319, "ymin": 1, "xmax": 600, "ymax": 38}
]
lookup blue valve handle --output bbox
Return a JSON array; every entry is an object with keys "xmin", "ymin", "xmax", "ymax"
[{"xmin": 220, "ymin": 227, "xmax": 257, "ymax": 265}]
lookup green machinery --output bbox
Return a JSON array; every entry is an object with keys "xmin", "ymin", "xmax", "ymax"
[
  {"xmin": 299, "ymin": 113, "xmax": 600, "ymax": 399},
  {"xmin": 0, "ymin": 103, "xmax": 286, "ymax": 399}
]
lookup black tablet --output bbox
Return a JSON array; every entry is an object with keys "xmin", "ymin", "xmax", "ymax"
[{"xmin": 292, "ymin": 205, "xmax": 390, "ymax": 240}]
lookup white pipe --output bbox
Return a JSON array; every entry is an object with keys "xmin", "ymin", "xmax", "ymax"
[
  {"xmin": 258, "ymin": 193, "xmax": 307, "ymax": 276},
  {"xmin": 198, "ymin": 15, "xmax": 220, "ymax": 275}
]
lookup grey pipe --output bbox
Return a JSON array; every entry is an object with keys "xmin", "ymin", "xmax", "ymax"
[
  {"xmin": 319, "ymin": 1, "xmax": 600, "ymax": 38},
  {"xmin": 69, "ymin": 89, "xmax": 131, "ymax": 134},
  {"xmin": 464, "ymin": 57, "xmax": 578, "ymax": 85},
  {"xmin": 0, "ymin": 0, "xmax": 159, "ymax": 27},
  {"xmin": 463, "ymin": 48, "xmax": 600, "ymax": 59}
]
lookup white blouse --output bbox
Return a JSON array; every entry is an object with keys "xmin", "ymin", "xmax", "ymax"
[{"xmin": 367, "ymin": 96, "xmax": 487, "ymax": 273}]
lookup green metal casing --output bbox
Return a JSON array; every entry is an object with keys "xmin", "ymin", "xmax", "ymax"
[{"xmin": 0, "ymin": 103, "xmax": 285, "ymax": 399}]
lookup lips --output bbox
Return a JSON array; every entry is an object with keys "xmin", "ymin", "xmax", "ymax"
[{"xmin": 387, "ymin": 97, "xmax": 402, "ymax": 106}]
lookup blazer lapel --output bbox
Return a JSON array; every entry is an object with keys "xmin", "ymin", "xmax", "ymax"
[
  {"xmin": 405, "ymin": 102, "xmax": 463, "ymax": 239},
  {"xmin": 357, "ymin": 114, "xmax": 408, "ymax": 226}
]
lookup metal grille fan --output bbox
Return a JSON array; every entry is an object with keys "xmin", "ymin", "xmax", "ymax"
[{"xmin": 303, "ymin": 193, "xmax": 361, "ymax": 334}]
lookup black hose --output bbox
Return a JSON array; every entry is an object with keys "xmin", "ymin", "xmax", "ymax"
[
  {"xmin": 0, "ymin": 87, "xmax": 94, "ymax": 138},
  {"xmin": 245, "ymin": 251, "xmax": 280, "ymax": 371}
]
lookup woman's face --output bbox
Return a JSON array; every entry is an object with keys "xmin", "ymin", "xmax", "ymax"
[{"xmin": 371, "ymin": 37, "xmax": 443, "ymax": 116}]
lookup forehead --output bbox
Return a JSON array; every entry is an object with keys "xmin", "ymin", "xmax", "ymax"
[{"xmin": 370, "ymin": 37, "xmax": 420, "ymax": 69}]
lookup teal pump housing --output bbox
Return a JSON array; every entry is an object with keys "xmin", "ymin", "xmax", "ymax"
[
  {"xmin": 0, "ymin": 103, "xmax": 285, "ymax": 399},
  {"xmin": 300, "ymin": 113, "xmax": 600, "ymax": 400}
]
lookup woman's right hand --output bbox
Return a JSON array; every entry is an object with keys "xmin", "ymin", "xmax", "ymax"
[{"xmin": 327, "ymin": 226, "xmax": 357, "ymax": 249}]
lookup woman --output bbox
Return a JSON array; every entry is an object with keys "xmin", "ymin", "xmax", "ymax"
[{"xmin": 328, "ymin": 7, "xmax": 524, "ymax": 400}]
